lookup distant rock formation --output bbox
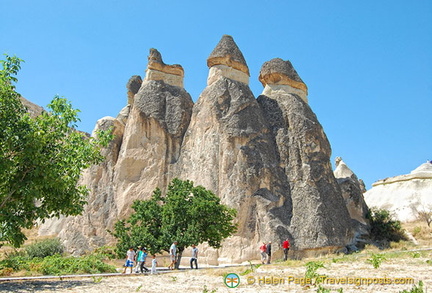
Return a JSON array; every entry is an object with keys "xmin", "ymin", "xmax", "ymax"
[
  {"xmin": 39, "ymin": 35, "xmax": 356, "ymax": 262},
  {"xmin": 334, "ymin": 157, "xmax": 368, "ymax": 225},
  {"xmin": 365, "ymin": 161, "xmax": 432, "ymax": 222}
]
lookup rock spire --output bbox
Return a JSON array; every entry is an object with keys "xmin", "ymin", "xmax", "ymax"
[{"xmin": 39, "ymin": 37, "xmax": 358, "ymax": 261}]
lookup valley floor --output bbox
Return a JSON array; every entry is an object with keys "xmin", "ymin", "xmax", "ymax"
[{"xmin": 1, "ymin": 248, "xmax": 431, "ymax": 293}]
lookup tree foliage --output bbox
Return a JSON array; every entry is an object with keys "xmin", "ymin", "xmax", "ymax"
[
  {"xmin": 111, "ymin": 178, "xmax": 237, "ymax": 266},
  {"xmin": 0, "ymin": 55, "xmax": 112, "ymax": 247},
  {"xmin": 367, "ymin": 208, "xmax": 406, "ymax": 243}
]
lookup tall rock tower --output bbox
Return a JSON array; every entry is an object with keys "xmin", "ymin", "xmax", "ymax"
[
  {"xmin": 256, "ymin": 58, "xmax": 353, "ymax": 254},
  {"xmin": 40, "ymin": 35, "xmax": 355, "ymax": 262}
]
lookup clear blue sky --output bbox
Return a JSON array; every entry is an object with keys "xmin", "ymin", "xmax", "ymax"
[{"xmin": 1, "ymin": 0, "xmax": 431, "ymax": 189}]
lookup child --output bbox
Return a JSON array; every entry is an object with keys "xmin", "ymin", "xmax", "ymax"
[
  {"xmin": 134, "ymin": 246, "xmax": 143, "ymax": 273},
  {"xmin": 151, "ymin": 255, "xmax": 157, "ymax": 274},
  {"xmin": 122, "ymin": 247, "xmax": 136, "ymax": 274}
]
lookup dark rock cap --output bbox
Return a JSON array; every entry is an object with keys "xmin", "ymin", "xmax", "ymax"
[
  {"xmin": 126, "ymin": 75, "xmax": 143, "ymax": 96},
  {"xmin": 147, "ymin": 48, "xmax": 184, "ymax": 77},
  {"xmin": 259, "ymin": 58, "xmax": 307, "ymax": 92},
  {"xmin": 207, "ymin": 35, "xmax": 250, "ymax": 76}
]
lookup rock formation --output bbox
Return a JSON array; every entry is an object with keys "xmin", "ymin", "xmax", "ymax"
[
  {"xmin": 20, "ymin": 96, "xmax": 44, "ymax": 117},
  {"xmin": 334, "ymin": 157, "xmax": 368, "ymax": 225},
  {"xmin": 256, "ymin": 58, "xmax": 353, "ymax": 256},
  {"xmin": 39, "ymin": 35, "xmax": 356, "ymax": 262},
  {"xmin": 364, "ymin": 161, "xmax": 432, "ymax": 222}
]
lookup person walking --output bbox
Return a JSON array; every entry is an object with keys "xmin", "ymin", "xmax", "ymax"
[
  {"xmin": 140, "ymin": 248, "xmax": 150, "ymax": 273},
  {"xmin": 282, "ymin": 239, "xmax": 290, "ymax": 261},
  {"xmin": 134, "ymin": 246, "xmax": 143, "ymax": 273},
  {"xmin": 151, "ymin": 255, "xmax": 158, "ymax": 274},
  {"xmin": 168, "ymin": 241, "xmax": 178, "ymax": 270},
  {"xmin": 190, "ymin": 244, "xmax": 198, "ymax": 269},
  {"xmin": 259, "ymin": 242, "xmax": 267, "ymax": 264},
  {"xmin": 266, "ymin": 241, "xmax": 272, "ymax": 264},
  {"xmin": 122, "ymin": 247, "xmax": 136, "ymax": 274}
]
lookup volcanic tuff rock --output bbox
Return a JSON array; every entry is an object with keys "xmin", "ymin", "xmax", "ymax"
[
  {"xmin": 40, "ymin": 35, "xmax": 356, "ymax": 261},
  {"xmin": 334, "ymin": 157, "xmax": 369, "ymax": 225},
  {"xmin": 365, "ymin": 161, "xmax": 432, "ymax": 222}
]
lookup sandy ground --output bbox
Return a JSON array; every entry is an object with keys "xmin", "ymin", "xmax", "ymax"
[{"xmin": 0, "ymin": 251, "xmax": 431, "ymax": 293}]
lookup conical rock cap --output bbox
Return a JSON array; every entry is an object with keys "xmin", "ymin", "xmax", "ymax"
[
  {"xmin": 207, "ymin": 35, "xmax": 250, "ymax": 76},
  {"xmin": 259, "ymin": 58, "xmax": 307, "ymax": 93}
]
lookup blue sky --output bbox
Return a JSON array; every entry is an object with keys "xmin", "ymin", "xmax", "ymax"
[{"xmin": 1, "ymin": 0, "xmax": 431, "ymax": 189}]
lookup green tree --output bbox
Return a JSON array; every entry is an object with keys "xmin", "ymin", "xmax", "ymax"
[
  {"xmin": 111, "ymin": 178, "xmax": 237, "ymax": 268},
  {"xmin": 0, "ymin": 55, "xmax": 112, "ymax": 247}
]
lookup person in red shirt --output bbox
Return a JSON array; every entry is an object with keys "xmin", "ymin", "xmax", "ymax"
[
  {"xmin": 259, "ymin": 242, "xmax": 267, "ymax": 264},
  {"xmin": 282, "ymin": 239, "xmax": 290, "ymax": 261}
]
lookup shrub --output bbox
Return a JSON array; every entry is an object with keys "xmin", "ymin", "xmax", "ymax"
[
  {"xmin": 0, "ymin": 251, "xmax": 30, "ymax": 271},
  {"xmin": 38, "ymin": 254, "xmax": 117, "ymax": 275},
  {"xmin": 367, "ymin": 208, "xmax": 407, "ymax": 243},
  {"xmin": 366, "ymin": 253, "xmax": 386, "ymax": 269},
  {"xmin": 305, "ymin": 261, "xmax": 326, "ymax": 284},
  {"xmin": 25, "ymin": 238, "xmax": 64, "ymax": 259},
  {"xmin": 399, "ymin": 281, "xmax": 424, "ymax": 293},
  {"xmin": 412, "ymin": 226, "xmax": 422, "ymax": 237}
]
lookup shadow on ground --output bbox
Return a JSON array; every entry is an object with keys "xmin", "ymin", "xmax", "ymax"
[{"xmin": 0, "ymin": 279, "xmax": 92, "ymax": 292}]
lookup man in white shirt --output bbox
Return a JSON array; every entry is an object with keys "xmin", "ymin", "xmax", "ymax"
[{"xmin": 168, "ymin": 241, "xmax": 178, "ymax": 270}]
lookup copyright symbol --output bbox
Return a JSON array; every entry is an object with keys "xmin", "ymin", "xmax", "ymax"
[{"xmin": 247, "ymin": 276, "xmax": 255, "ymax": 285}]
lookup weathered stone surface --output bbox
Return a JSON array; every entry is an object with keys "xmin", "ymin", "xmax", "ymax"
[
  {"xmin": 207, "ymin": 35, "xmax": 250, "ymax": 76},
  {"xmin": 20, "ymin": 96, "xmax": 44, "ymax": 117},
  {"xmin": 40, "ymin": 116, "xmax": 125, "ymax": 254},
  {"xmin": 173, "ymin": 76, "xmax": 290, "ymax": 262},
  {"xmin": 145, "ymin": 48, "xmax": 184, "ymax": 88},
  {"xmin": 39, "ymin": 50, "xmax": 193, "ymax": 255},
  {"xmin": 334, "ymin": 157, "xmax": 369, "ymax": 225},
  {"xmin": 126, "ymin": 75, "xmax": 142, "ymax": 105},
  {"xmin": 207, "ymin": 65, "xmax": 249, "ymax": 85},
  {"xmin": 365, "ymin": 161, "xmax": 432, "ymax": 222},
  {"xmin": 259, "ymin": 58, "xmax": 308, "ymax": 103},
  {"xmin": 257, "ymin": 78, "xmax": 353, "ymax": 255},
  {"xmin": 40, "ymin": 39, "xmax": 357, "ymax": 262},
  {"xmin": 113, "ymin": 79, "xmax": 193, "ymax": 217}
]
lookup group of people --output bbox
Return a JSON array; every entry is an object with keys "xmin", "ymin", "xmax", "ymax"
[
  {"xmin": 259, "ymin": 238, "xmax": 290, "ymax": 264},
  {"xmin": 168, "ymin": 241, "xmax": 199, "ymax": 270},
  {"xmin": 122, "ymin": 246, "xmax": 157, "ymax": 274},
  {"xmin": 123, "ymin": 241, "xmax": 199, "ymax": 274}
]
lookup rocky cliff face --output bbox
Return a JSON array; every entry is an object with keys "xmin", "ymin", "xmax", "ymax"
[
  {"xmin": 365, "ymin": 161, "xmax": 432, "ymax": 222},
  {"xmin": 40, "ymin": 35, "xmax": 355, "ymax": 262}
]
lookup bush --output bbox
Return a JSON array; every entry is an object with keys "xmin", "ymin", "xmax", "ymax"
[
  {"xmin": 38, "ymin": 254, "xmax": 117, "ymax": 275},
  {"xmin": 25, "ymin": 238, "xmax": 64, "ymax": 259},
  {"xmin": 0, "ymin": 251, "xmax": 30, "ymax": 272},
  {"xmin": 367, "ymin": 208, "xmax": 407, "ymax": 243}
]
